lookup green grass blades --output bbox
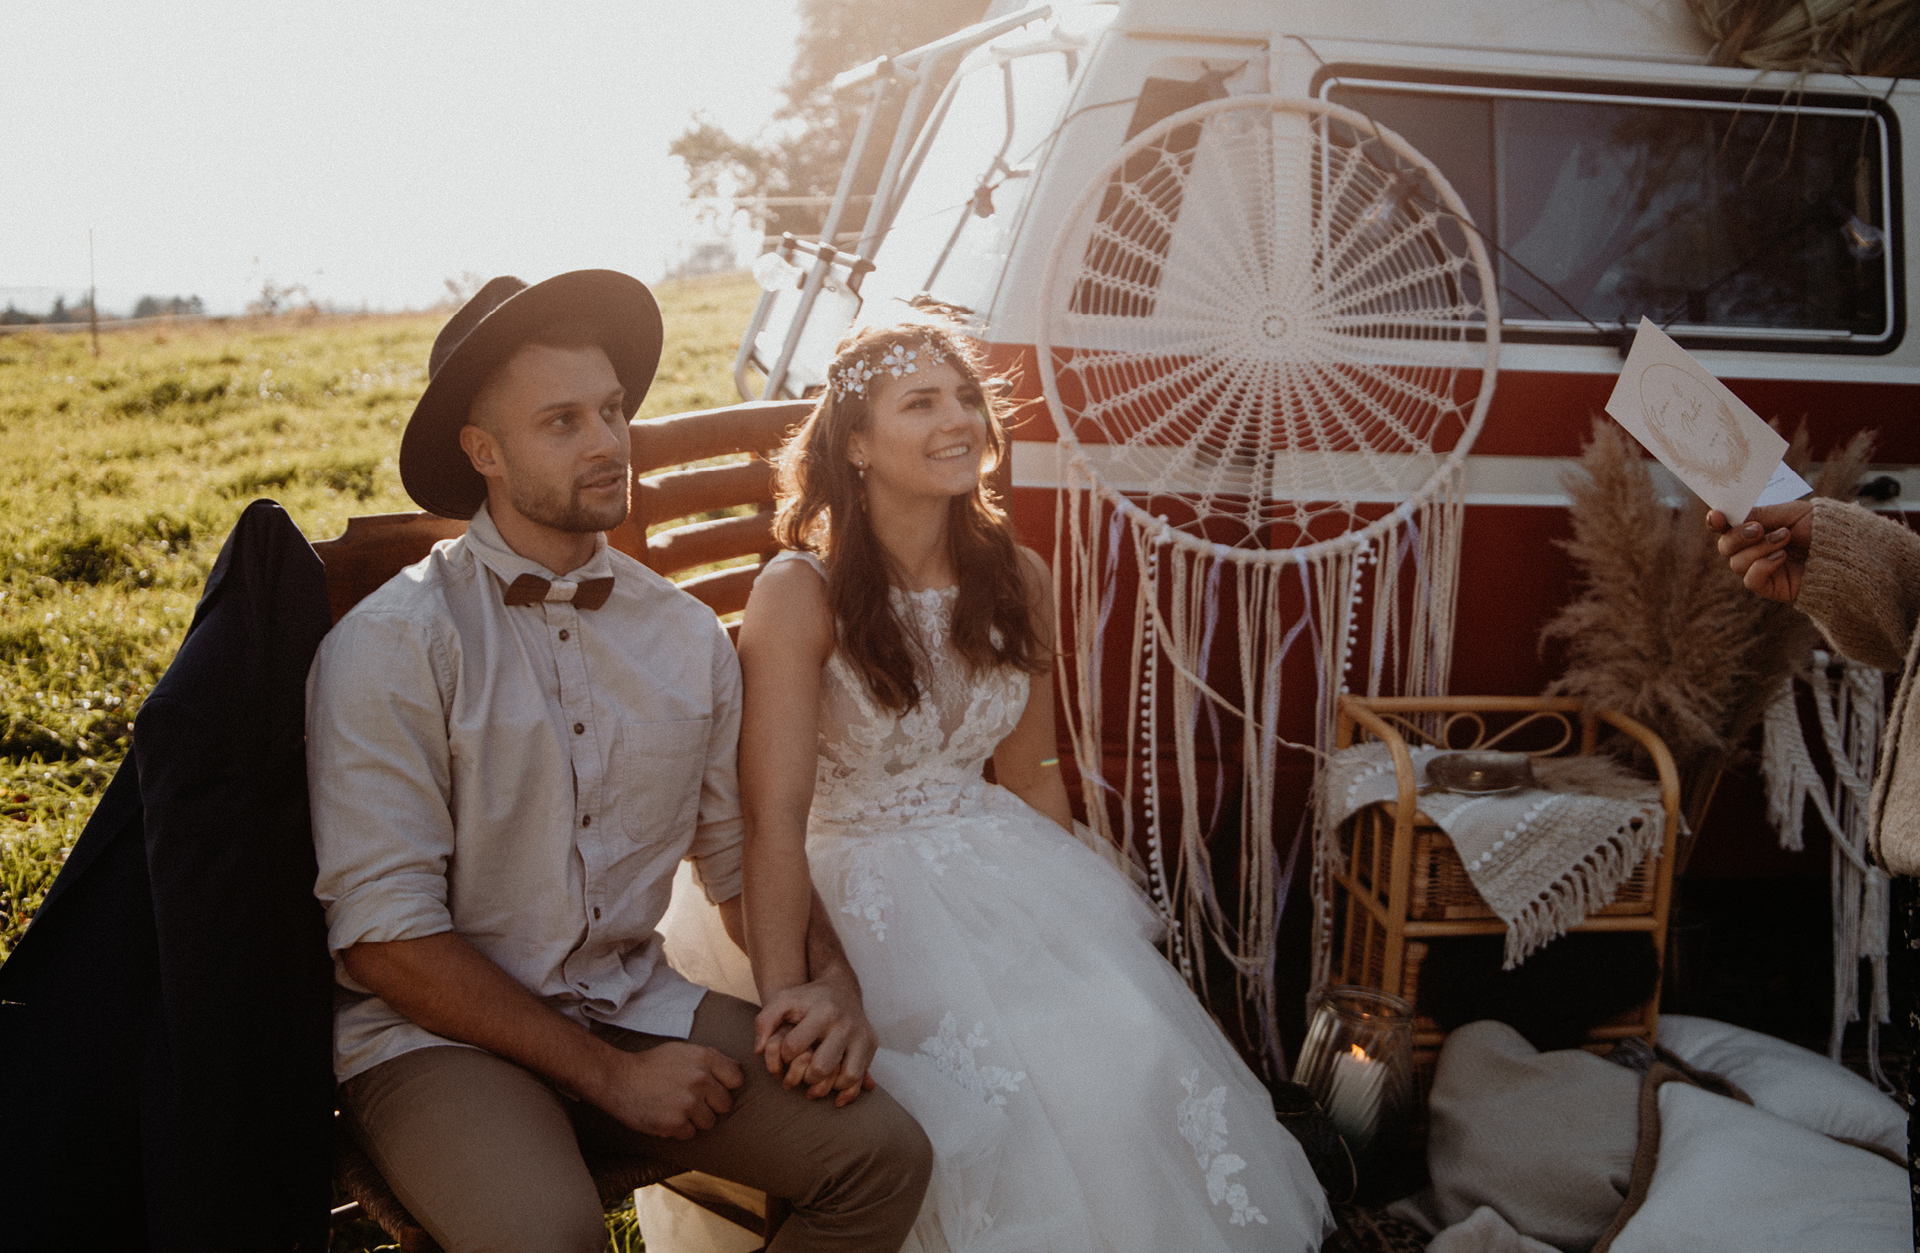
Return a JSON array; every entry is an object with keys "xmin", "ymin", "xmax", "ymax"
[
  {"xmin": 0, "ymin": 756, "xmax": 113, "ymax": 962},
  {"xmin": 0, "ymin": 268, "xmax": 760, "ymax": 968}
]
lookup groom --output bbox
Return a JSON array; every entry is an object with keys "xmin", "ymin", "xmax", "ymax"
[{"xmin": 307, "ymin": 270, "xmax": 931, "ymax": 1252}]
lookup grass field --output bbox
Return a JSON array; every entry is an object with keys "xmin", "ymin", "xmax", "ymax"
[{"xmin": 0, "ymin": 269, "xmax": 760, "ymax": 1249}]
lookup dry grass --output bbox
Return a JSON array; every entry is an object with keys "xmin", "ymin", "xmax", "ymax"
[
  {"xmin": 1688, "ymin": 0, "xmax": 1920, "ymax": 76},
  {"xmin": 1541, "ymin": 417, "xmax": 1874, "ymax": 846}
]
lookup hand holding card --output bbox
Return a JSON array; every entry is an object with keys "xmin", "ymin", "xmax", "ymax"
[{"xmin": 1604, "ymin": 318, "xmax": 1811, "ymax": 522}]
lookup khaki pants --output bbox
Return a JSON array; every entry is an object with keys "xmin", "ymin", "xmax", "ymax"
[{"xmin": 339, "ymin": 992, "xmax": 932, "ymax": 1253}]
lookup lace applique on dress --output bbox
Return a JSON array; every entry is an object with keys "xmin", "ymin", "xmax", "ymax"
[
  {"xmin": 920, "ymin": 1012, "xmax": 1027, "ymax": 1108},
  {"xmin": 1178, "ymin": 1071, "xmax": 1269, "ymax": 1228},
  {"xmin": 805, "ymin": 574, "xmax": 1028, "ymax": 837},
  {"xmin": 840, "ymin": 846, "xmax": 893, "ymax": 939},
  {"xmin": 835, "ymin": 818, "xmax": 996, "ymax": 943},
  {"xmin": 911, "ymin": 824, "xmax": 988, "ymax": 875}
]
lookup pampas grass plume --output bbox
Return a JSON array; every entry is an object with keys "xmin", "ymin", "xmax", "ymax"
[{"xmin": 1542, "ymin": 418, "xmax": 1874, "ymax": 838}]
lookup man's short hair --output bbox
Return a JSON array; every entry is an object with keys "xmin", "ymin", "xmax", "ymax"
[{"xmin": 469, "ymin": 320, "xmax": 615, "ymax": 429}]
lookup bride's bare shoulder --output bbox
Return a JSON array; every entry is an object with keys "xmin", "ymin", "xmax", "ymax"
[
  {"xmin": 740, "ymin": 551, "xmax": 833, "ymax": 660},
  {"xmin": 766, "ymin": 548, "xmax": 828, "ymax": 579}
]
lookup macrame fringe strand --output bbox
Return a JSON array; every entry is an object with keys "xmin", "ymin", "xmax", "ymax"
[
  {"xmin": 1759, "ymin": 654, "xmax": 1892, "ymax": 1088},
  {"xmin": 1056, "ymin": 456, "xmax": 1465, "ymax": 1077}
]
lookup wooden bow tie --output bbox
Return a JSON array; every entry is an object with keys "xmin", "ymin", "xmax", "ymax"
[{"xmin": 502, "ymin": 573, "xmax": 615, "ymax": 610}]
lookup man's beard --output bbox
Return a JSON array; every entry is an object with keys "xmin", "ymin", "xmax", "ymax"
[{"xmin": 508, "ymin": 467, "xmax": 630, "ymax": 534}]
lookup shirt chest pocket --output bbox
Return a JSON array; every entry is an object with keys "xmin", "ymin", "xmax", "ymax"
[{"xmin": 615, "ymin": 718, "xmax": 711, "ymax": 845}]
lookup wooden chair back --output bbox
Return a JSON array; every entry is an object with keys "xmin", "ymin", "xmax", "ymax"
[
  {"xmin": 311, "ymin": 399, "xmax": 811, "ymax": 623},
  {"xmin": 312, "ymin": 513, "xmax": 466, "ymax": 623},
  {"xmin": 605, "ymin": 399, "xmax": 810, "ymax": 617}
]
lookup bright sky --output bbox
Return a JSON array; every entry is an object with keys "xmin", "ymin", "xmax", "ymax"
[{"xmin": 2, "ymin": 0, "xmax": 803, "ymax": 316}]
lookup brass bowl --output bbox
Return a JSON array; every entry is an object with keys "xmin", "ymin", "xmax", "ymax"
[{"xmin": 1426, "ymin": 751, "xmax": 1535, "ymax": 795}]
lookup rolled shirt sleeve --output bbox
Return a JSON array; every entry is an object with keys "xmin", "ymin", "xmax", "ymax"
[
  {"xmin": 308, "ymin": 611, "xmax": 461, "ymax": 973},
  {"xmin": 688, "ymin": 618, "xmax": 746, "ymax": 906}
]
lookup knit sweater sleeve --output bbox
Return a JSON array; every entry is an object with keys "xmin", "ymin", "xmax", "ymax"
[{"xmin": 1795, "ymin": 498, "xmax": 1920, "ymax": 674}]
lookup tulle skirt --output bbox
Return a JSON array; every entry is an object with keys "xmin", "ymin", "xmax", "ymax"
[{"xmin": 640, "ymin": 785, "xmax": 1332, "ymax": 1252}]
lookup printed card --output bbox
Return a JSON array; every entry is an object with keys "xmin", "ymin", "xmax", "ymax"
[{"xmin": 1604, "ymin": 317, "xmax": 1810, "ymax": 522}]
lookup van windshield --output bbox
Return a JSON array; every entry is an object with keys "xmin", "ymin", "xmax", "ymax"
[
  {"xmin": 859, "ymin": 29, "xmax": 1101, "ymax": 319},
  {"xmin": 1326, "ymin": 79, "xmax": 1896, "ymax": 350}
]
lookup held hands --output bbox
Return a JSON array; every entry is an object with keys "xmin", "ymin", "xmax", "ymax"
[
  {"xmin": 1707, "ymin": 501, "xmax": 1813, "ymax": 603},
  {"xmin": 593, "ymin": 1040, "xmax": 745, "ymax": 1140},
  {"xmin": 752, "ymin": 964, "xmax": 879, "ymax": 1107}
]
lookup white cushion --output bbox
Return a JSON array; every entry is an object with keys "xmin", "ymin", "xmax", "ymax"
[
  {"xmin": 1604, "ymin": 1082, "xmax": 1906, "ymax": 1253},
  {"xmin": 1658, "ymin": 1014, "xmax": 1905, "ymax": 1156}
]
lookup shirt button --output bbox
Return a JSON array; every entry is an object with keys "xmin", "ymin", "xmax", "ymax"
[
  {"xmin": 574, "ymin": 723, "xmax": 585, "ymax": 735},
  {"xmin": 582, "ymin": 814, "xmax": 592, "ymax": 828},
  {"xmin": 592, "ymin": 906, "xmax": 602, "ymax": 920},
  {"xmin": 558, "ymin": 629, "xmax": 570, "ymax": 642}
]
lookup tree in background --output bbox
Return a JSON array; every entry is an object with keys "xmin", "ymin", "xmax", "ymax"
[
  {"xmin": 132, "ymin": 295, "xmax": 206, "ymax": 319},
  {"xmin": 248, "ymin": 280, "xmax": 313, "ymax": 317},
  {"xmin": 673, "ymin": 0, "xmax": 989, "ymax": 245}
]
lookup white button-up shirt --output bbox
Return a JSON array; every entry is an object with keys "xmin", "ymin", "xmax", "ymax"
[{"xmin": 308, "ymin": 504, "xmax": 744, "ymax": 1082}]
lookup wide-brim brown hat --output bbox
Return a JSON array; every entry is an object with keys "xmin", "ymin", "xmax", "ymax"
[{"xmin": 400, "ymin": 269, "xmax": 663, "ymax": 519}]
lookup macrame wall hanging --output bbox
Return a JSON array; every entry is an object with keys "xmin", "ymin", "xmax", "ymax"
[
  {"xmin": 1761, "ymin": 655, "xmax": 1893, "ymax": 1087},
  {"xmin": 1035, "ymin": 95, "xmax": 1501, "ymax": 1071}
]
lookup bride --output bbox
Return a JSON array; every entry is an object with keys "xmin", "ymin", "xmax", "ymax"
[{"xmin": 651, "ymin": 319, "xmax": 1332, "ymax": 1253}]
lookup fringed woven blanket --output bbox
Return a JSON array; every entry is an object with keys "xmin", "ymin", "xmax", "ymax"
[{"xmin": 1326, "ymin": 745, "xmax": 1664, "ymax": 966}]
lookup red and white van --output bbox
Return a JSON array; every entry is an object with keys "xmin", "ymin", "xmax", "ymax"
[{"xmin": 734, "ymin": 0, "xmax": 1915, "ymax": 1047}]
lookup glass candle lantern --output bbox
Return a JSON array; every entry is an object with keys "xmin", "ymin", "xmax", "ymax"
[{"xmin": 1294, "ymin": 986, "xmax": 1414, "ymax": 1156}]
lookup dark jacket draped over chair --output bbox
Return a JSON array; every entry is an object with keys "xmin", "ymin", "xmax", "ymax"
[{"xmin": 0, "ymin": 500, "xmax": 336, "ymax": 1252}]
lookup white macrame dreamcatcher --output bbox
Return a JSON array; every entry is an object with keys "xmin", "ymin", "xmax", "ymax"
[
  {"xmin": 1761, "ymin": 654, "xmax": 1893, "ymax": 1088},
  {"xmin": 1036, "ymin": 95, "xmax": 1500, "ymax": 1071}
]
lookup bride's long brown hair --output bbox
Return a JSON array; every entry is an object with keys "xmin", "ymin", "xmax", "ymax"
[{"xmin": 772, "ymin": 320, "xmax": 1047, "ymax": 714}]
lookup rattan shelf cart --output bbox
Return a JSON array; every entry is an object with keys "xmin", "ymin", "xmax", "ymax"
[{"xmin": 1327, "ymin": 695, "xmax": 1682, "ymax": 1082}]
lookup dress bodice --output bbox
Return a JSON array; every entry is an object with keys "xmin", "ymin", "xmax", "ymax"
[{"xmin": 776, "ymin": 552, "xmax": 1029, "ymax": 831}]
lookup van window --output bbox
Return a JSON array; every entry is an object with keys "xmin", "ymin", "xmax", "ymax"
[{"xmin": 1324, "ymin": 77, "xmax": 1897, "ymax": 351}]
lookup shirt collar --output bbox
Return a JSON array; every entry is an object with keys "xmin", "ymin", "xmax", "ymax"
[{"xmin": 464, "ymin": 502, "xmax": 614, "ymax": 592}]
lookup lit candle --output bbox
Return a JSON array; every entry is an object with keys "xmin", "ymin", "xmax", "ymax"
[{"xmin": 1323, "ymin": 1043, "xmax": 1387, "ymax": 1147}]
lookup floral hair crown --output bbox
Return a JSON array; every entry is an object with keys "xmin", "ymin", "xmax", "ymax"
[{"xmin": 832, "ymin": 336, "xmax": 950, "ymax": 400}]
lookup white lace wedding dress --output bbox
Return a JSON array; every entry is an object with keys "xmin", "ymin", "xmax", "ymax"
[{"xmin": 640, "ymin": 552, "xmax": 1332, "ymax": 1253}]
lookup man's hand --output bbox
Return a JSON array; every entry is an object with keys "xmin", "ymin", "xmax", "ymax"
[
  {"xmin": 341, "ymin": 932, "xmax": 746, "ymax": 1139},
  {"xmin": 587, "ymin": 1040, "xmax": 746, "ymax": 1140},
  {"xmin": 753, "ymin": 965, "xmax": 878, "ymax": 1107},
  {"xmin": 1708, "ymin": 501, "xmax": 1813, "ymax": 603}
]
